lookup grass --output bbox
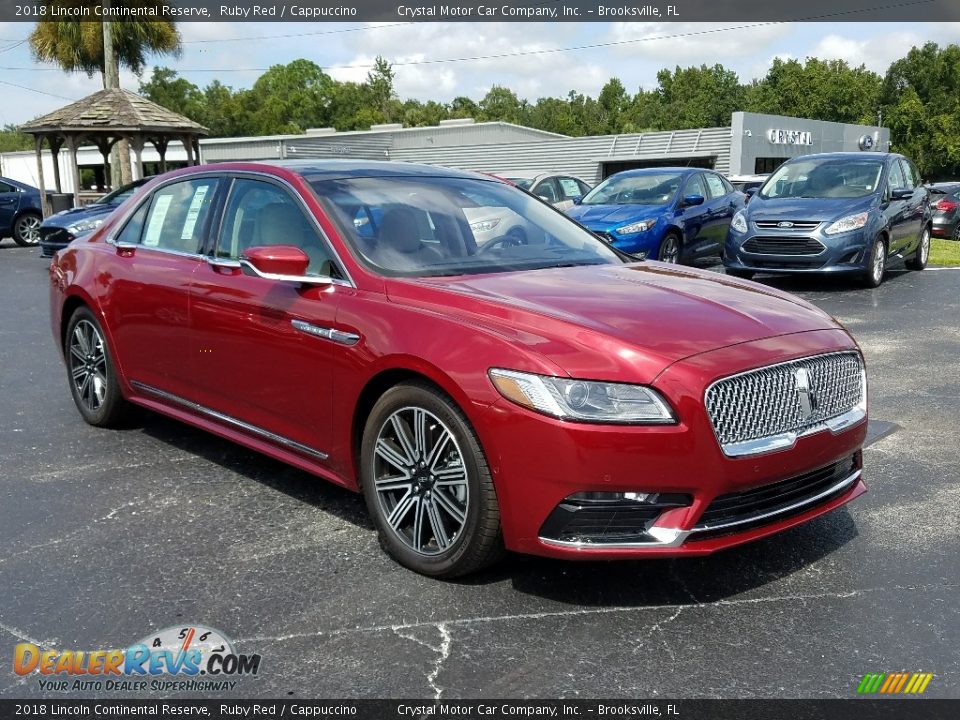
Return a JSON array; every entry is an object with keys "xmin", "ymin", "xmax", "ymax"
[{"xmin": 930, "ymin": 238, "xmax": 960, "ymax": 267}]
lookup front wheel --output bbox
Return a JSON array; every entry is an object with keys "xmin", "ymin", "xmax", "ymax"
[
  {"xmin": 65, "ymin": 307, "xmax": 131, "ymax": 427},
  {"xmin": 12, "ymin": 212, "xmax": 41, "ymax": 246},
  {"xmin": 657, "ymin": 232, "xmax": 682, "ymax": 263},
  {"xmin": 862, "ymin": 236, "xmax": 887, "ymax": 288},
  {"xmin": 905, "ymin": 226, "xmax": 930, "ymax": 271},
  {"xmin": 360, "ymin": 382, "xmax": 504, "ymax": 578}
]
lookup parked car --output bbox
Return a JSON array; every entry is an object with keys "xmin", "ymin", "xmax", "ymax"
[
  {"xmin": 566, "ymin": 167, "xmax": 745, "ymax": 262},
  {"xmin": 0, "ymin": 176, "xmax": 43, "ymax": 246},
  {"xmin": 926, "ymin": 182, "xmax": 960, "ymax": 240},
  {"xmin": 51, "ymin": 160, "xmax": 868, "ymax": 577},
  {"xmin": 492, "ymin": 171, "xmax": 592, "ymax": 210},
  {"xmin": 724, "ymin": 153, "xmax": 931, "ymax": 287},
  {"xmin": 39, "ymin": 178, "xmax": 151, "ymax": 258},
  {"xmin": 727, "ymin": 174, "xmax": 770, "ymax": 194}
]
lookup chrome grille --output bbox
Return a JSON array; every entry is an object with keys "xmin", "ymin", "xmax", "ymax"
[
  {"xmin": 705, "ymin": 352, "xmax": 865, "ymax": 455},
  {"xmin": 755, "ymin": 220, "xmax": 822, "ymax": 230}
]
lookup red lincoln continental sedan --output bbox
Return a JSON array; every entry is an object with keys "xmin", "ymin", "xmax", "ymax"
[{"xmin": 49, "ymin": 161, "xmax": 868, "ymax": 577}]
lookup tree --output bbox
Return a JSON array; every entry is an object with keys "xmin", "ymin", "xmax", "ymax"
[
  {"xmin": 478, "ymin": 86, "xmax": 525, "ymax": 123},
  {"xmin": 655, "ymin": 64, "xmax": 745, "ymax": 129},
  {"xmin": 367, "ymin": 56, "xmax": 399, "ymax": 124},
  {"xmin": 244, "ymin": 60, "xmax": 336, "ymax": 135}
]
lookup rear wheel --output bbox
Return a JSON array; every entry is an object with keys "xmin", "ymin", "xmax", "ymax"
[
  {"xmin": 905, "ymin": 226, "xmax": 930, "ymax": 271},
  {"xmin": 360, "ymin": 382, "xmax": 504, "ymax": 578},
  {"xmin": 12, "ymin": 212, "xmax": 41, "ymax": 246},
  {"xmin": 862, "ymin": 236, "xmax": 887, "ymax": 288},
  {"xmin": 657, "ymin": 232, "xmax": 682, "ymax": 263},
  {"xmin": 65, "ymin": 307, "xmax": 131, "ymax": 427}
]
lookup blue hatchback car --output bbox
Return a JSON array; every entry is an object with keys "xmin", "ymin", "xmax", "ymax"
[
  {"xmin": 565, "ymin": 167, "xmax": 744, "ymax": 263},
  {"xmin": 724, "ymin": 152, "xmax": 931, "ymax": 287}
]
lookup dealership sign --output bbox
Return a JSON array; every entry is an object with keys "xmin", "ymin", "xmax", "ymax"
[{"xmin": 767, "ymin": 129, "xmax": 814, "ymax": 146}]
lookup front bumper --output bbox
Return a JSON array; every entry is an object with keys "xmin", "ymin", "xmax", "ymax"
[
  {"xmin": 724, "ymin": 225, "xmax": 870, "ymax": 274},
  {"xmin": 478, "ymin": 330, "xmax": 867, "ymax": 559},
  {"xmin": 589, "ymin": 226, "xmax": 662, "ymax": 257},
  {"xmin": 38, "ymin": 227, "xmax": 73, "ymax": 258}
]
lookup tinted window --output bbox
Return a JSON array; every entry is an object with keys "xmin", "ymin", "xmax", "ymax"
[
  {"xmin": 217, "ymin": 178, "xmax": 337, "ymax": 277},
  {"xmin": 703, "ymin": 173, "xmax": 728, "ymax": 199},
  {"xmin": 532, "ymin": 179, "xmax": 559, "ymax": 204},
  {"xmin": 576, "ymin": 179, "xmax": 592, "ymax": 197},
  {"xmin": 899, "ymin": 159, "xmax": 919, "ymax": 189},
  {"xmin": 684, "ymin": 174, "xmax": 707, "ymax": 198},
  {"xmin": 310, "ymin": 175, "xmax": 621, "ymax": 278},
  {"xmin": 887, "ymin": 161, "xmax": 907, "ymax": 192},
  {"xmin": 0, "ymin": 181, "xmax": 16, "ymax": 193},
  {"xmin": 114, "ymin": 201, "xmax": 150, "ymax": 245},
  {"xmin": 141, "ymin": 178, "xmax": 218, "ymax": 253}
]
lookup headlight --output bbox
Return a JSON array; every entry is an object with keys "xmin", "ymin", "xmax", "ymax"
[
  {"xmin": 615, "ymin": 217, "xmax": 658, "ymax": 235},
  {"xmin": 824, "ymin": 212, "xmax": 868, "ymax": 235},
  {"xmin": 730, "ymin": 210, "xmax": 748, "ymax": 233},
  {"xmin": 488, "ymin": 369, "xmax": 675, "ymax": 424},
  {"xmin": 66, "ymin": 218, "xmax": 104, "ymax": 235},
  {"xmin": 470, "ymin": 218, "xmax": 501, "ymax": 233}
]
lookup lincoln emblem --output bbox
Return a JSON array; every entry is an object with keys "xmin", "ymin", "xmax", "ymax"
[{"xmin": 795, "ymin": 367, "xmax": 817, "ymax": 419}]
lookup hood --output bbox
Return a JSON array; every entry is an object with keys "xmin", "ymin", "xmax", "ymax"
[
  {"xmin": 566, "ymin": 203, "xmax": 664, "ymax": 228},
  {"xmin": 390, "ymin": 263, "xmax": 843, "ymax": 383},
  {"xmin": 746, "ymin": 195, "xmax": 875, "ymax": 223},
  {"xmin": 42, "ymin": 202, "xmax": 115, "ymax": 228}
]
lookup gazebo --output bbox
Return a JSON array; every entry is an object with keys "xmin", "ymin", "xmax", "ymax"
[{"xmin": 20, "ymin": 87, "xmax": 208, "ymax": 216}]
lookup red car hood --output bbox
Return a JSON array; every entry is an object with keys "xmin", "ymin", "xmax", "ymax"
[{"xmin": 389, "ymin": 263, "xmax": 847, "ymax": 383}]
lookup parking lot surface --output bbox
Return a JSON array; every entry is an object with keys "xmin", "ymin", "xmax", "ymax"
[{"xmin": 0, "ymin": 242, "xmax": 957, "ymax": 699}]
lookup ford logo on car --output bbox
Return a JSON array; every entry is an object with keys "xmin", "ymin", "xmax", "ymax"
[{"xmin": 777, "ymin": 221, "xmax": 794, "ymax": 228}]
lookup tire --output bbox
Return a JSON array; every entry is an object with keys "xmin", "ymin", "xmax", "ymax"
[
  {"xmin": 12, "ymin": 212, "xmax": 41, "ymax": 246},
  {"xmin": 905, "ymin": 226, "xmax": 930, "ymax": 271},
  {"xmin": 64, "ymin": 306, "xmax": 131, "ymax": 427},
  {"xmin": 360, "ymin": 381, "xmax": 504, "ymax": 578},
  {"xmin": 657, "ymin": 231, "xmax": 682, "ymax": 263},
  {"xmin": 726, "ymin": 268, "xmax": 755, "ymax": 280},
  {"xmin": 862, "ymin": 236, "xmax": 887, "ymax": 288}
]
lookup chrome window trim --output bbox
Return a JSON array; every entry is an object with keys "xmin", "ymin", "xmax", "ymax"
[
  {"xmin": 705, "ymin": 350, "xmax": 867, "ymax": 458},
  {"xmin": 130, "ymin": 381, "xmax": 329, "ymax": 461},
  {"xmin": 690, "ymin": 468, "xmax": 861, "ymax": 534}
]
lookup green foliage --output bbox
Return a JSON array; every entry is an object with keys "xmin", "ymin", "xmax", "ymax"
[{"xmin": 0, "ymin": 125, "xmax": 34, "ymax": 154}]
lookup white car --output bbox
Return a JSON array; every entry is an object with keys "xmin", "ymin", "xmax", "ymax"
[
  {"xmin": 727, "ymin": 174, "xmax": 769, "ymax": 194},
  {"xmin": 492, "ymin": 171, "xmax": 593, "ymax": 211}
]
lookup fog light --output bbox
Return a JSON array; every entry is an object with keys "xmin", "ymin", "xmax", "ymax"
[{"xmin": 568, "ymin": 491, "xmax": 653, "ymax": 503}]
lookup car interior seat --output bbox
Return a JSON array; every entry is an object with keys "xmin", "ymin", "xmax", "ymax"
[{"xmin": 373, "ymin": 207, "xmax": 443, "ymax": 270}]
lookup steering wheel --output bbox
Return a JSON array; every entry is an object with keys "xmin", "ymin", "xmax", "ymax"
[{"xmin": 477, "ymin": 227, "xmax": 529, "ymax": 254}]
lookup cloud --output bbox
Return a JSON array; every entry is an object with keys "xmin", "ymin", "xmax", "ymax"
[{"xmin": 808, "ymin": 31, "xmax": 925, "ymax": 73}]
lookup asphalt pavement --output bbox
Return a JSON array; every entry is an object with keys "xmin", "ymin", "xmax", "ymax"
[{"xmin": 0, "ymin": 240, "xmax": 957, "ymax": 699}]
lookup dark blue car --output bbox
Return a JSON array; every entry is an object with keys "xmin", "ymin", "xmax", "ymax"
[
  {"xmin": 724, "ymin": 152, "xmax": 931, "ymax": 287},
  {"xmin": 0, "ymin": 176, "xmax": 43, "ymax": 247},
  {"xmin": 565, "ymin": 167, "xmax": 744, "ymax": 263},
  {"xmin": 39, "ymin": 178, "xmax": 150, "ymax": 258}
]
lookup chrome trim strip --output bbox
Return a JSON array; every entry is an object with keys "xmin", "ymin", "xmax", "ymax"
[
  {"xmin": 539, "ymin": 526, "xmax": 691, "ymax": 550},
  {"xmin": 130, "ymin": 381, "xmax": 328, "ymax": 460},
  {"xmin": 291, "ymin": 319, "xmax": 360, "ymax": 346},
  {"xmin": 690, "ymin": 469, "xmax": 861, "ymax": 534}
]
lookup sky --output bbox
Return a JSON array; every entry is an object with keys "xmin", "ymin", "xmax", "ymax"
[{"xmin": 1, "ymin": 21, "xmax": 959, "ymax": 127}]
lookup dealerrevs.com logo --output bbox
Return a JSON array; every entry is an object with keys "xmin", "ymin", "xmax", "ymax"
[{"xmin": 13, "ymin": 625, "xmax": 261, "ymax": 693}]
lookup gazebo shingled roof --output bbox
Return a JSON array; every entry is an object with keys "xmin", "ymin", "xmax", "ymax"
[{"xmin": 20, "ymin": 88, "xmax": 208, "ymax": 213}]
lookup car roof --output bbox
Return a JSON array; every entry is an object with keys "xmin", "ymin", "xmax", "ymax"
[
  {"xmin": 609, "ymin": 167, "xmax": 704, "ymax": 178},
  {"xmin": 784, "ymin": 152, "xmax": 897, "ymax": 162},
  {"xmin": 263, "ymin": 159, "xmax": 488, "ymax": 181}
]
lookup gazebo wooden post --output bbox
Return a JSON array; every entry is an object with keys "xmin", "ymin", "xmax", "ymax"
[
  {"xmin": 129, "ymin": 136, "xmax": 145, "ymax": 180},
  {"xmin": 34, "ymin": 135, "xmax": 50, "ymax": 218},
  {"xmin": 48, "ymin": 136, "xmax": 64, "ymax": 193},
  {"xmin": 183, "ymin": 134, "xmax": 194, "ymax": 166},
  {"xmin": 66, "ymin": 135, "xmax": 82, "ymax": 207},
  {"xmin": 193, "ymin": 137, "xmax": 202, "ymax": 166}
]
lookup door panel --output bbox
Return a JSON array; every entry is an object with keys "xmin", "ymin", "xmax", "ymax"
[
  {"xmin": 898, "ymin": 159, "xmax": 925, "ymax": 250},
  {"xmin": 0, "ymin": 181, "xmax": 20, "ymax": 235},
  {"xmin": 678, "ymin": 173, "xmax": 711, "ymax": 257},
  {"xmin": 884, "ymin": 161, "xmax": 911, "ymax": 252}
]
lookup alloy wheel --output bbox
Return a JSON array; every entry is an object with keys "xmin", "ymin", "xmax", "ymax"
[
  {"xmin": 920, "ymin": 228, "xmax": 930, "ymax": 264},
  {"xmin": 15, "ymin": 215, "xmax": 41, "ymax": 245},
  {"xmin": 872, "ymin": 240, "xmax": 886, "ymax": 285},
  {"xmin": 659, "ymin": 235, "xmax": 680, "ymax": 263},
  {"xmin": 68, "ymin": 319, "xmax": 108, "ymax": 412},
  {"xmin": 372, "ymin": 406, "xmax": 469, "ymax": 556}
]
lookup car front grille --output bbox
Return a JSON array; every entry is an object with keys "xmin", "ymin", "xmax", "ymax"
[
  {"xmin": 742, "ymin": 236, "xmax": 826, "ymax": 256},
  {"xmin": 754, "ymin": 220, "xmax": 822, "ymax": 231},
  {"xmin": 705, "ymin": 352, "xmax": 865, "ymax": 456},
  {"xmin": 39, "ymin": 227, "xmax": 70, "ymax": 244},
  {"xmin": 690, "ymin": 452, "xmax": 861, "ymax": 539}
]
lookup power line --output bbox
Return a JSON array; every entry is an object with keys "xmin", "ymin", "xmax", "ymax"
[{"xmin": 0, "ymin": 77, "xmax": 78, "ymax": 101}]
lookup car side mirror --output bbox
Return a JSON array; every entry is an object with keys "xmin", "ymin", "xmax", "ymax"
[
  {"xmin": 239, "ymin": 245, "xmax": 330, "ymax": 285},
  {"xmin": 891, "ymin": 188, "xmax": 913, "ymax": 200},
  {"xmin": 683, "ymin": 194, "xmax": 705, "ymax": 207},
  {"xmin": 572, "ymin": 195, "xmax": 583, "ymax": 205}
]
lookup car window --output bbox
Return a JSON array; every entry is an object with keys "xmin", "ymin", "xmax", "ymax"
[
  {"xmin": 532, "ymin": 179, "xmax": 559, "ymax": 204},
  {"xmin": 217, "ymin": 178, "xmax": 339, "ymax": 278},
  {"xmin": 583, "ymin": 172, "xmax": 684, "ymax": 206},
  {"xmin": 899, "ymin": 159, "xmax": 919, "ymax": 189},
  {"xmin": 703, "ymin": 173, "xmax": 728, "ymax": 199},
  {"xmin": 557, "ymin": 177, "xmax": 583, "ymax": 200},
  {"xmin": 0, "ymin": 181, "xmax": 16, "ymax": 193},
  {"xmin": 887, "ymin": 161, "xmax": 907, "ymax": 193},
  {"xmin": 114, "ymin": 201, "xmax": 150, "ymax": 245},
  {"xmin": 576, "ymin": 179, "xmax": 592, "ymax": 197},
  {"xmin": 684, "ymin": 174, "xmax": 707, "ymax": 199},
  {"xmin": 140, "ymin": 178, "xmax": 218, "ymax": 254}
]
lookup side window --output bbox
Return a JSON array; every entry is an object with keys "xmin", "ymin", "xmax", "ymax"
[
  {"xmin": 576, "ymin": 179, "xmax": 592, "ymax": 197},
  {"xmin": 217, "ymin": 178, "xmax": 338, "ymax": 277},
  {"xmin": 887, "ymin": 161, "xmax": 907, "ymax": 193},
  {"xmin": 0, "ymin": 181, "xmax": 16, "ymax": 194},
  {"xmin": 114, "ymin": 201, "xmax": 150, "ymax": 245},
  {"xmin": 532, "ymin": 179, "xmax": 559, "ymax": 204},
  {"xmin": 899, "ymin": 159, "xmax": 918, "ymax": 189},
  {"xmin": 141, "ymin": 178, "xmax": 218, "ymax": 253},
  {"xmin": 557, "ymin": 177, "xmax": 582, "ymax": 200},
  {"xmin": 684, "ymin": 174, "xmax": 707, "ymax": 199},
  {"xmin": 703, "ymin": 173, "xmax": 728, "ymax": 199}
]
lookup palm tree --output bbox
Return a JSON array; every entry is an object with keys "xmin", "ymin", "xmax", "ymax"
[{"xmin": 29, "ymin": 1, "xmax": 182, "ymax": 183}]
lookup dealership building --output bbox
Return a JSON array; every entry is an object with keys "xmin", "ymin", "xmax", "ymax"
[{"xmin": 1, "ymin": 111, "xmax": 890, "ymax": 198}]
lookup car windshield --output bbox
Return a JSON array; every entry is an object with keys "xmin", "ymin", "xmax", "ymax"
[
  {"xmin": 504, "ymin": 177, "xmax": 533, "ymax": 190},
  {"xmin": 759, "ymin": 158, "xmax": 884, "ymax": 199},
  {"xmin": 308, "ymin": 175, "xmax": 623, "ymax": 278},
  {"xmin": 95, "ymin": 180, "xmax": 146, "ymax": 205},
  {"xmin": 580, "ymin": 172, "xmax": 683, "ymax": 206}
]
